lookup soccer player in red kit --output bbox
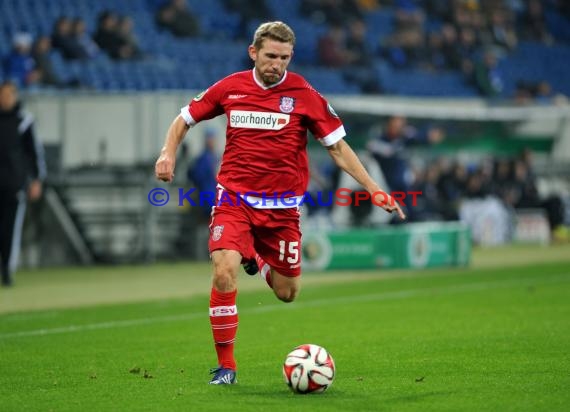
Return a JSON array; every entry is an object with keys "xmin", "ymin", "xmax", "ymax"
[{"xmin": 155, "ymin": 21, "xmax": 405, "ymax": 385}]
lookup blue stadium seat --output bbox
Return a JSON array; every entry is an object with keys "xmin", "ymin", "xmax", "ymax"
[
  {"xmin": 266, "ymin": 0, "xmax": 301, "ymax": 21},
  {"xmin": 1, "ymin": 0, "xmax": 568, "ymax": 96},
  {"xmin": 545, "ymin": 10, "xmax": 570, "ymax": 44},
  {"xmin": 365, "ymin": 8, "xmax": 395, "ymax": 48},
  {"xmin": 497, "ymin": 42, "xmax": 570, "ymax": 96},
  {"xmin": 379, "ymin": 68, "xmax": 477, "ymax": 97},
  {"xmin": 298, "ymin": 67, "xmax": 361, "ymax": 95}
]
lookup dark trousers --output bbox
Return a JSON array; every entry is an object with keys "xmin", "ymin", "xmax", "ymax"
[{"xmin": 0, "ymin": 189, "xmax": 26, "ymax": 284}]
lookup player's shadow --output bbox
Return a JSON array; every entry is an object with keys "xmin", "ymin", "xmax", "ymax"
[{"xmin": 226, "ymin": 384, "xmax": 370, "ymax": 406}]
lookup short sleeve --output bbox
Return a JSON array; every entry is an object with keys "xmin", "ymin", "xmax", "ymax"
[
  {"xmin": 305, "ymin": 89, "xmax": 346, "ymax": 147},
  {"xmin": 185, "ymin": 80, "xmax": 226, "ymax": 125}
]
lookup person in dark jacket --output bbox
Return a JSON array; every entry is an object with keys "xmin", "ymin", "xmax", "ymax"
[
  {"xmin": 187, "ymin": 128, "xmax": 220, "ymax": 219},
  {"xmin": 0, "ymin": 81, "xmax": 46, "ymax": 286},
  {"xmin": 367, "ymin": 115, "xmax": 444, "ymax": 222}
]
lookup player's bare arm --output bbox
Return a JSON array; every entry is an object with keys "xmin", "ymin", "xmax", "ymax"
[
  {"xmin": 326, "ymin": 139, "xmax": 406, "ymax": 220},
  {"xmin": 155, "ymin": 115, "xmax": 190, "ymax": 182}
]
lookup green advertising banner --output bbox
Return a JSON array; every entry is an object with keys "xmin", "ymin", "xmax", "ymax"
[{"xmin": 302, "ymin": 222, "xmax": 471, "ymax": 271}]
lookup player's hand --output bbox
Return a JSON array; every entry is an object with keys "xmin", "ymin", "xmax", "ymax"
[
  {"xmin": 372, "ymin": 192, "xmax": 407, "ymax": 221},
  {"xmin": 155, "ymin": 152, "xmax": 175, "ymax": 182}
]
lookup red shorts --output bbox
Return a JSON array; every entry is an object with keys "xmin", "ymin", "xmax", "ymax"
[{"xmin": 208, "ymin": 187, "xmax": 302, "ymax": 277}]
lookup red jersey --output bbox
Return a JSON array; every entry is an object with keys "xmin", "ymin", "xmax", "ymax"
[{"xmin": 181, "ymin": 69, "xmax": 345, "ymax": 200}]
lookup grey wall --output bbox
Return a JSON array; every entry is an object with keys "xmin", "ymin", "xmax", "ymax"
[
  {"xmin": 25, "ymin": 91, "xmax": 227, "ymax": 169},
  {"xmin": 23, "ymin": 92, "xmax": 570, "ymax": 170}
]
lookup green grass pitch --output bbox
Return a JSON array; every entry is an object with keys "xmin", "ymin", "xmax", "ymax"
[{"xmin": 0, "ymin": 246, "xmax": 569, "ymax": 411}]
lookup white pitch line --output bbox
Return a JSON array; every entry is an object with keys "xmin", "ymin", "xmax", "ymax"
[{"xmin": 1, "ymin": 274, "xmax": 569, "ymax": 340}]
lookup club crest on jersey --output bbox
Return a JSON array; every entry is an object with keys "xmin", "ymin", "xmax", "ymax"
[
  {"xmin": 212, "ymin": 225, "xmax": 224, "ymax": 241},
  {"xmin": 279, "ymin": 96, "xmax": 296, "ymax": 113}
]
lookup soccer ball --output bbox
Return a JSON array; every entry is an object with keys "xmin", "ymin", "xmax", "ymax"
[{"xmin": 283, "ymin": 344, "xmax": 335, "ymax": 394}]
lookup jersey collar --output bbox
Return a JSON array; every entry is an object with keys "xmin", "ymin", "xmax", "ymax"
[{"xmin": 252, "ymin": 68, "xmax": 288, "ymax": 90}]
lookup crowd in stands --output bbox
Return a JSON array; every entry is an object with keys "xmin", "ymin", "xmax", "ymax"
[
  {"xmin": 371, "ymin": 114, "xmax": 565, "ymax": 232},
  {"xmin": 2, "ymin": 8, "xmax": 149, "ymax": 89},
  {"xmin": 1, "ymin": 0, "xmax": 570, "ymax": 100},
  {"xmin": 410, "ymin": 149, "xmax": 547, "ymax": 221},
  {"xmin": 156, "ymin": 0, "xmax": 200, "ymax": 38},
  {"xmin": 313, "ymin": 0, "xmax": 568, "ymax": 99},
  {"xmin": 361, "ymin": 115, "xmax": 542, "ymax": 224},
  {"xmin": 93, "ymin": 12, "xmax": 144, "ymax": 61},
  {"xmin": 305, "ymin": 115, "xmax": 564, "ymax": 233},
  {"xmin": 411, "ymin": 148, "xmax": 566, "ymax": 238}
]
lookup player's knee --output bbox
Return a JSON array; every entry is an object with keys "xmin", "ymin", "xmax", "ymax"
[
  {"xmin": 212, "ymin": 265, "xmax": 238, "ymax": 292},
  {"xmin": 213, "ymin": 274, "xmax": 235, "ymax": 292},
  {"xmin": 275, "ymin": 286, "xmax": 298, "ymax": 303}
]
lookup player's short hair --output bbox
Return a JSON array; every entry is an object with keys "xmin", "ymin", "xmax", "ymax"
[{"xmin": 252, "ymin": 21, "xmax": 296, "ymax": 50}]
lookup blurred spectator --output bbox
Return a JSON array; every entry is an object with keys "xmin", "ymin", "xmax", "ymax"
[
  {"xmin": 438, "ymin": 161, "xmax": 468, "ymax": 208},
  {"xmin": 534, "ymin": 81, "xmax": 555, "ymax": 104},
  {"xmin": 534, "ymin": 81, "xmax": 568, "ymax": 105},
  {"xmin": 451, "ymin": 3, "xmax": 473, "ymax": 30},
  {"xmin": 491, "ymin": 157, "xmax": 515, "ymax": 205},
  {"xmin": 425, "ymin": 31, "xmax": 447, "ymax": 70},
  {"xmin": 117, "ymin": 16, "xmax": 144, "ymax": 59},
  {"xmin": 300, "ymin": 0, "xmax": 329, "ymax": 24},
  {"xmin": 344, "ymin": 19, "xmax": 383, "ymax": 93},
  {"xmin": 513, "ymin": 80, "xmax": 536, "ymax": 105},
  {"xmin": 32, "ymin": 36, "xmax": 82, "ymax": 89},
  {"xmin": 516, "ymin": 148, "xmax": 566, "ymax": 233},
  {"xmin": 457, "ymin": 27, "xmax": 478, "ymax": 62},
  {"xmin": 318, "ymin": 22, "xmax": 381, "ymax": 93},
  {"xmin": 2, "ymin": 33, "xmax": 41, "ymax": 88},
  {"xmin": 318, "ymin": 24, "xmax": 357, "ymax": 68},
  {"xmin": 554, "ymin": 0, "xmax": 570, "ymax": 19},
  {"xmin": 51, "ymin": 17, "xmax": 83, "ymax": 60},
  {"xmin": 521, "ymin": 0, "xmax": 554, "ymax": 44},
  {"xmin": 357, "ymin": 0, "xmax": 380, "ymax": 12},
  {"xmin": 306, "ymin": 162, "xmax": 336, "ymax": 217},
  {"xmin": 94, "ymin": 11, "xmax": 140, "ymax": 60},
  {"xmin": 464, "ymin": 169, "xmax": 491, "ymax": 199},
  {"xmin": 473, "ymin": 50, "xmax": 504, "ymax": 97},
  {"xmin": 487, "ymin": 9, "xmax": 518, "ymax": 52},
  {"xmin": 511, "ymin": 158, "xmax": 540, "ymax": 209},
  {"xmin": 0, "ymin": 81, "xmax": 46, "ymax": 287},
  {"xmin": 394, "ymin": 0, "xmax": 425, "ymax": 30},
  {"xmin": 94, "ymin": 11, "xmax": 123, "ymax": 58},
  {"xmin": 367, "ymin": 116, "xmax": 444, "ymax": 221},
  {"xmin": 440, "ymin": 23, "xmax": 462, "ymax": 70},
  {"xmin": 411, "ymin": 162, "xmax": 446, "ymax": 221},
  {"xmin": 470, "ymin": 9, "xmax": 488, "ymax": 34},
  {"xmin": 514, "ymin": 80, "xmax": 568, "ymax": 105},
  {"xmin": 383, "ymin": 27, "xmax": 425, "ymax": 68},
  {"xmin": 346, "ymin": 18, "xmax": 373, "ymax": 67},
  {"xmin": 301, "ymin": 0, "xmax": 364, "ymax": 26},
  {"xmin": 71, "ymin": 18, "xmax": 100, "ymax": 59},
  {"xmin": 31, "ymin": 36, "xmax": 64, "ymax": 88},
  {"xmin": 156, "ymin": 0, "xmax": 200, "ymax": 38},
  {"xmin": 187, "ymin": 128, "xmax": 220, "ymax": 220},
  {"xmin": 225, "ymin": 0, "xmax": 272, "ymax": 40},
  {"xmin": 425, "ymin": 0, "xmax": 451, "ymax": 20}
]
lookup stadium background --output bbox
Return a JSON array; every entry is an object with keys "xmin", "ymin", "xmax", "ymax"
[
  {"xmin": 1, "ymin": 0, "xmax": 569, "ymax": 266},
  {"xmin": 1, "ymin": 1, "xmax": 570, "ymax": 411}
]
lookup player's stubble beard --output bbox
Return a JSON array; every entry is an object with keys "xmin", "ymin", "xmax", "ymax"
[
  {"xmin": 264, "ymin": 74, "xmax": 281, "ymax": 85},
  {"xmin": 258, "ymin": 67, "xmax": 282, "ymax": 86}
]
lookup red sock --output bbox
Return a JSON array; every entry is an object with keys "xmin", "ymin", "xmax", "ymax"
[
  {"xmin": 255, "ymin": 254, "xmax": 272, "ymax": 288},
  {"xmin": 209, "ymin": 288, "xmax": 238, "ymax": 370}
]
